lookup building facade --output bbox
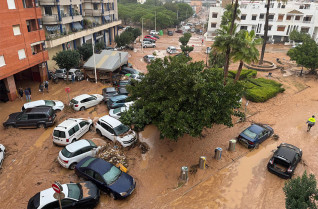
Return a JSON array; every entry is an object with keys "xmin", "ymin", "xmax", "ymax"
[
  {"xmin": 207, "ymin": 0, "xmax": 318, "ymax": 43},
  {"xmin": 0, "ymin": 0, "xmax": 49, "ymax": 101},
  {"xmin": 39, "ymin": 0, "xmax": 121, "ymax": 70}
]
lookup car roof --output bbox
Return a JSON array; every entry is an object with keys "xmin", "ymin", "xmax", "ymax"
[
  {"xmin": 109, "ymin": 95, "xmax": 127, "ymax": 102},
  {"xmin": 69, "ymin": 69, "xmax": 79, "ymax": 73},
  {"xmin": 168, "ymin": 46, "xmax": 176, "ymax": 49},
  {"xmin": 73, "ymin": 94, "xmax": 91, "ymax": 101},
  {"xmin": 24, "ymin": 106, "xmax": 52, "ymax": 113},
  {"xmin": 103, "ymin": 87, "xmax": 116, "ymax": 92},
  {"xmin": 66, "ymin": 139, "xmax": 91, "ymax": 153},
  {"xmin": 146, "ymin": 55, "xmax": 155, "ymax": 58},
  {"xmin": 85, "ymin": 157, "xmax": 113, "ymax": 175},
  {"xmin": 40, "ymin": 184, "xmax": 69, "ymax": 207},
  {"xmin": 55, "ymin": 118, "xmax": 82, "ymax": 130},
  {"xmin": 99, "ymin": 115, "xmax": 122, "ymax": 127},
  {"xmin": 275, "ymin": 146, "xmax": 298, "ymax": 162},
  {"xmin": 24, "ymin": 100, "xmax": 46, "ymax": 108},
  {"xmin": 247, "ymin": 124, "xmax": 265, "ymax": 134}
]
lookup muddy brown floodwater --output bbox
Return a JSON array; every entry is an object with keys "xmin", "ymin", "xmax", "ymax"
[{"xmin": 1, "ymin": 19, "xmax": 318, "ymax": 209}]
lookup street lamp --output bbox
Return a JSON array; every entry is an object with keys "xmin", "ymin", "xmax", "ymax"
[
  {"xmin": 92, "ymin": 37, "xmax": 97, "ymax": 83},
  {"xmin": 206, "ymin": 47, "xmax": 209, "ymax": 67}
]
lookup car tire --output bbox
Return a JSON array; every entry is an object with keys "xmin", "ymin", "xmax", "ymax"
[
  {"xmin": 69, "ymin": 163, "xmax": 77, "ymax": 170},
  {"xmin": 80, "ymin": 106, "xmax": 85, "ymax": 111},
  {"xmin": 254, "ymin": 143, "xmax": 259, "ymax": 149},
  {"xmin": 5, "ymin": 124, "xmax": 14, "ymax": 129},
  {"xmin": 110, "ymin": 192, "xmax": 117, "ymax": 200},
  {"xmin": 38, "ymin": 123, "xmax": 46, "ymax": 129},
  {"xmin": 71, "ymin": 138, "xmax": 77, "ymax": 143},
  {"xmin": 96, "ymin": 129, "xmax": 102, "ymax": 136},
  {"xmin": 89, "ymin": 124, "xmax": 93, "ymax": 131}
]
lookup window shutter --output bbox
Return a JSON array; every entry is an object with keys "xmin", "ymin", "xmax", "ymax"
[
  {"xmin": 7, "ymin": 0, "xmax": 16, "ymax": 9},
  {"xmin": 0, "ymin": 56, "xmax": 5, "ymax": 67},
  {"xmin": 18, "ymin": 49, "xmax": 26, "ymax": 60}
]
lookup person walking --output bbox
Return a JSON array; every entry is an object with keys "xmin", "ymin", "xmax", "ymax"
[
  {"xmin": 18, "ymin": 88, "xmax": 24, "ymax": 100},
  {"xmin": 307, "ymin": 115, "xmax": 316, "ymax": 132},
  {"xmin": 24, "ymin": 88, "xmax": 31, "ymax": 102},
  {"xmin": 39, "ymin": 83, "xmax": 44, "ymax": 93},
  {"xmin": 71, "ymin": 73, "xmax": 75, "ymax": 83},
  {"xmin": 27, "ymin": 87, "xmax": 31, "ymax": 101},
  {"xmin": 44, "ymin": 80, "xmax": 49, "ymax": 93}
]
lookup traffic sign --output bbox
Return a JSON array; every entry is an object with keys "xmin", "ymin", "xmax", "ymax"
[
  {"xmin": 52, "ymin": 182, "xmax": 63, "ymax": 194},
  {"xmin": 65, "ymin": 87, "xmax": 70, "ymax": 93}
]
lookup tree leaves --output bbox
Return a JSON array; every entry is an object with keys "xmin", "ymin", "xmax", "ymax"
[{"xmin": 52, "ymin": 50, "xmax": 80, "ymax": 71}]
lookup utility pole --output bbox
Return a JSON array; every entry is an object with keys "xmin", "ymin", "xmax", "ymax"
[
  {"xmin": 92, "ymin": 36, "xmax": 97, "ymax": 83},
  {"xmin": 141, "ymin": 18, "xmax": 144, "ymax": 53}
]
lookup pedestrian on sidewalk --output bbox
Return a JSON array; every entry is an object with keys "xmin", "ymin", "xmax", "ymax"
[
  {"xmin": 27, "ymin": 87, "xmax": 32, "ymax": 101},
  {"xmin": 18, "ymin": 88, "xmax": 24, "ymax": 100},
  {"xmin": 71, "ymin": 73, "xmax": 75, "ymax": 83},
  {"xmin": 24, "ymin": 88, "xmax": 31, "ymax": 102},
  {"xmin": 44, "ymin": 80, "xmax": 49, "ymax": 93},
  {"xmin": 39, "ymin": 83, "xmax": 44, "ymax": 93}
]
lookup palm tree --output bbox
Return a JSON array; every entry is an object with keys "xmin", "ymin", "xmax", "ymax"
[
  {"xmin": 231, "ymin": 30, "xmax": 262, "ymax": 82},
  {"xmin": 259, "ymin": 0, "xmax": 287, "ymax": 64}
]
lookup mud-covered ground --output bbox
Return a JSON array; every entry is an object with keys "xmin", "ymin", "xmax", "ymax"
[{"xmin": 0, "ymin": 15, "xmax": 316, "ymax": 209}]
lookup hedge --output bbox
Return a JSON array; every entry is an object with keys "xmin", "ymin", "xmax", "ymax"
[
  {"xmin": 228, "ymin": 69, "xmax": 257, "ymax": 80},
  {"xmin": 244, "ymin": 78, "xmax": 285, "ymax": 102}
]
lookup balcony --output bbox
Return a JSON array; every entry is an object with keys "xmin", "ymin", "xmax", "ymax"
[
  {"xmin": 303, "ymin": 20, "xmax": 312, "ymax": 24},
  {"xmin": 72, "ymin": 0, "xmax": 81, "ymax": 4},
  {"xmin": 83, "ymin": 0, "xmax": 101, "ymax": 2},
  {"xmin": 46, "ymin": 20, "xmax": 121, "ymax": 48},
  {"xmin": 84, "ymin": 9, "xmax": 102, "ymax": 17},
  {"xmin": 28, "ymin": 51, "xmax": 49, "ymax": 67},
  {"xmin": 38, "ymin": 0, "xmax": 56, "ymax": 5},
  {"xmin": 42, "ymin": 15, "xmax": 59, "ymax": 24}
]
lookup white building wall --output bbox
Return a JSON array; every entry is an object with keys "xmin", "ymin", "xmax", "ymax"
[{"xmin": 207, "ymin": 0, "xmax": 318, "ymax": 43}]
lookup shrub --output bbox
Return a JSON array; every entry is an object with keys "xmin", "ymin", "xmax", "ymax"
[
  {"xmin": 244, "ymin": 78, "xmax": 285, "ymax": 102},
  {"xmin": 228, "ymin": 69, "xmax": 257, "ymax": 80}
]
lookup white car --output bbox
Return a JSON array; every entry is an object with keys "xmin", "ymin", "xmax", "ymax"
[
  {"xmin": 109, "ymin": 102, "xmax": 134, "ymax": 119},
  {"xmin": 150, "ymin": 30, "xmax": 159, "ymax": 35},
  {"xmin": 167, "ymin": 46, "xmax": 177, "ymax": 54},
  {"xmin": 70, "ymin": 94, "xmax": 103, "ymax": 111},
  {"xmin": 22, "ymin": 100, "xmax": 64, "ymax": 111},
  {"xmin": 58, "ymin": 139, "xmax": 102, "ymax": 169},
  {"xmin": 53, "ymin": 118, "xmax": 93, "ymax": 146},
  {"xmin": 63, "ymin": 68, "xmax": 84, "ymax": 81},
  {"xmin": 0, "ymin": 144, "xmax": 5, "ymax": 168},
  {"xmin": 143, "ymin": 41, "xmax": 156, "ymax": 48},
  {"xmin": 95, "ymin": 115, "xmax": 137, "ymax": 147}
]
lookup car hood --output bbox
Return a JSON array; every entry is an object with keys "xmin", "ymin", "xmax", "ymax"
[
  {"xmin": 108, "ymin": 172, "xmax": 134, "ymax": 194},
  {"xmin": 5, "ymin": 112, "xmax": 21, "ymax": 123},
  {"xmin": 92, "ymin": 94, "xmax": 104, "ymax": 101}
]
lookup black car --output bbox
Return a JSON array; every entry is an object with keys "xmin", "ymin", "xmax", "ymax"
[
  {"xmin": 118, "ymin": 87, "xmax": 129, "ymax": 96},
  {"xmin": 267, "ymin": 143, "xmax": 302, "ymax": 179},
  {"xmin": 102, "ymin": 87, "xmax": 118, "ymax": 102},
  {"xmin": 143, "ymin": 38, "xmax": 155, "ymax": 43},
  {"xmin": 120, "ymin": 67, "xmax": 139, "ymax": 75},
  {"xmin": 75, "ymin": 157, "xmax": 136, "ymax": 199},
  {"xmin": 27, "ymin": 181, "xmax": 100, "ymax": 209},
  {"xmin": 118, "ymin": 80, "xmax": 131, "ymax": 88},
  {"xmin": 168, "ymin": 30, "xmax": 173, "ymax": 36},
  {"xmin": 3, "ymin": 106, "xmax": 56, "ymax": 128}
]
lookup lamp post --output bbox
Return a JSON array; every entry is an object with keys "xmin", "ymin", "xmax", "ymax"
[{"xmin": 92, "ymin": 37, "xmax": 97, "ymax": 83}]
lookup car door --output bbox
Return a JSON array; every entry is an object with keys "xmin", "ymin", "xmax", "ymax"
[
  {"xmin": 80, "ymin": 98, "xmax": 88, "ymax": 108},
  {"xmin": 83, "ymin": 168, "xmax": 95, "ymax": 180},
  {"xmin": 81, "ymin": 146, "xmax": 95, "ymax": 159},
  {"xmin": 15, "ymin": 113, "xmax": 29, "ymax": 127},
  {"xmin": 73, "ymin": 124, "xmax": 82, "ymax": 139},
  {"xmin": 79, "ymin": 121, "xmax": 90, "ymax": 136},
  {"xmin": 94, "ymin": 172, "xmax": 108, "ymax": 192},
  {"xmin": 85, "ymin": 97, "xmax": 94, "ymax": 108},
  {"xmin": 101, "ymin": 122, "xmax": 115, "ymax": 141},
  {"xmin": 61, "ymin": 198, "xmax": 77, "ymax": 208}
]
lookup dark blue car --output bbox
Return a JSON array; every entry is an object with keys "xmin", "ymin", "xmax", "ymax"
[
  {"xmin": 237, "ymin": 124, "xmax": 274, "ymax": 149},
  {"xmin": 107, "ymin": 95, "xmax": 128, "ymax": 109},
  {"xmin": 75, "ymin": 157, "xmax": 136, "ymax": 199}
]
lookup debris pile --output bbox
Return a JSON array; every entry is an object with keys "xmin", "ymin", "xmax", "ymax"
[{"xmin": 96, "ymin": 144, "xmax": 128, "ymax": 168}]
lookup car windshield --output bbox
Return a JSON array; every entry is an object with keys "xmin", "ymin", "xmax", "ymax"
[
  {"xmin": 44, "ymin": 100, "xmax": 55, "ymax": 106},
  {"xmin": 90, "ymin": 95, "xmax": 97, "ymax": 100},
  {"xmin": 67, "ymin": 184, "xmax": 82, "ymax": 200},
  {"xmin": 102, "ymin": 166, "xmax": 122, "ymax": 185},
  {"xmin": 113, "ymin": 124, "xmax": 130, "ymax": 135},
  {"xmin": 61, "ymin": 147, "xmax": 72, "ymax": 158},
  {"xmin": 70, "ymin": 99, "xmax": 78, "ymax": 104},
  {"xmin": 113, "ymin": 107, "xmax": 123, "ymax": 114},
  {"xmin": 53, "ymin": 130, "xmax": 66, "ymax": 138},
  {"xmin": 242, "ymin": 128, "xmax": 257, "ymax": 139},
  {"xmin": 107, "ymin": 88, "xmax": 116, "ymax": 93}
]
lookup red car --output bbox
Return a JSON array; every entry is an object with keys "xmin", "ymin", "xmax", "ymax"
[{"xmin": 144, "ymin": 35, "xmax": 157, "ymax": 40}]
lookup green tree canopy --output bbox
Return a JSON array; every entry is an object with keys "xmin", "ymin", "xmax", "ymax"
[
  {"xmin": 179, "ymin": 33, "xmax": 194, "ymax": 55},
  {"xmin": 53, "ymin": 50, "xmax": 80, "ymax": 71},
  {"xmin": 221, "ymin": 4, "xmax": 241, "ymax": 26},
  {"xmin": 115, "ymin": 30, "xmax": 134, "ymax": 47},
  {"xmin": 209, "ymin": 48, "xmax": 226, "ymax": 68},
  {"xmin": 120, "ymin": 56, "xmax": 244, "ymax": 140},
  {"xmin": 283, "ymin": 171, "xmax": 318, "ymax": 209},
  {"xmin": 289, "ymin": 30, "xmax": 311, "ymax": 43},
  {"xmin": 77, "ymin": 43, "xmax": 93, "ymax": 62},
  {"xmin": 287, "ymin": 39, "xmax": 318, "ymax": 73}
]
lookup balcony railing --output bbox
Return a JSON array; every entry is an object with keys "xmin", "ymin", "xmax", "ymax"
[
  {"xmin": 38, "ymin": 0, "xmax": 55, "ymax": 5},
  {"xmin": 83, "ymin": 0, "xmax": 101, "ymax": 2},
  {"xmin": 42, "ymin": 15, "xmax": 59, "ymax": 24},
  {"xmin": 84, "ymin": 9, "xmax": 102, "ymax": 16}
]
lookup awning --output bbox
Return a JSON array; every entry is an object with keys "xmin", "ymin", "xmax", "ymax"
[
  {"xmin": 73, "ymin": 22, "xmax": 83, "ymax": 30},
  {"xmin": 46, "ymin": 25, "xmax": 59, "ymax": 32},
  {"xmin": 104, "ymin": 16, "xmax": 111, "ymax": 21},
  {"xmin": 31, "ymin": 41, "xmax": 44, "ymax": 46}
]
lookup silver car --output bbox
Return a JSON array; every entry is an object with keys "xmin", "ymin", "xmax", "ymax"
[
  {"xmin": 143, "ymin": 41, "xmax": 156, "ymax": 48},
  {"xmin": 55, "ymin": 68, "xmax": 67, "ymax": 79}
]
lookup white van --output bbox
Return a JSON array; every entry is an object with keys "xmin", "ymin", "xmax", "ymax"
[{"xmin": 53, "ymin": 118, "xmax": 92, "ymax": 146}]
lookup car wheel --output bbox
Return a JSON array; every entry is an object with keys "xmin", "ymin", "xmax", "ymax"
[
  {"xmin": 5, "ymin": 124, "xmax": 14, "ymax": 129},
  {"xmin": 254, "ymin": 143, "xmax": 259, "ymax": 149},
  {"xmin": 38, "ymin": 123, "xmax": 46, "ymax": 129},
  {"xmin": 69, "ymin": 163, "xmax": 77, "ymax": 170},
  {"xmin": 96, "ymin": 129, "xmax": 102, "ymax": 136},
  {"xmin": 80, "ymin": 106, "xmax": 85, "ymax": 111},
  {"xmin": 110, "ymin": 192, "xmax": 117, "ymax": 200},
  {"xmin": 71, "ymin": 138, "xmax": 77, "ymax": 143},
  {"xmin": 89, "ymin": 124, "xmax": 93, "ymax": 131}
]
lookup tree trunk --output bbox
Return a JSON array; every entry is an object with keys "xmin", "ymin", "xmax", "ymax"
[
  {"xmin": 223, "ymin": 0, "xmax": 238, "ymax": 85},
  {"xmin": 259, "ymin": 0, "xmax": 270, "ymax": 65},
  {"xmin": 234, "ymin": 60, "xmax": 244, "ymax": 82}
]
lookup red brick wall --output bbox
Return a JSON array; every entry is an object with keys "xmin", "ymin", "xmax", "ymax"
[{"xmin": 0, "ymin": 1, "xmax": 48, "ymax": 80}]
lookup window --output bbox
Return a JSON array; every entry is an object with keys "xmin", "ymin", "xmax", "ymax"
[
  {"xmin": 18, "ymin": 49, "xmax": 26, "ymax": 60},
  {"xmin": 93, "ymin": 3, "xmax": 98, "ymax": 10},
  {"xmin": 281, "ymin": 4, "xmax": 285, "ymax": 8},
  {"xmin": 303, "ymin": 16, "xmax": 312, "ymax": 22},
  {"xmin": 286, "ymin": 15, "xmax": 292, "ymax": 20},
  {"xmin": 277, "ymin": 26, "xmax": 285, "ymax": 32},
  {"xmin": 44, "ymin": 6, "xmax": 52, "ymax": 16},
  {"xmin": 0, "ymin": 56, "xmax": 5, "ymax": 67},
  {"xmin": 241, "ymin": 14, "xmax": 246, "ymax": 20},
  {"xmin": 84, "ymin": 169, "xmax": 94, "ymax": 178},
  {"xmin": 13, "ymin": 25, "xmax": 21, "ymax": 36},
  {"xmin": 278, "ymin": 14, "xmax": 284, "ymax": 21},
  {"xmin": 299, "ymin": 5, "xmax": 304, "ymax": 9},
  {"xmin": 252, "ymin": 15, "xmax": 257, "ymax": 20},
  {"xmin": 268, "ymin": 14, "xmax": 274, "ymax": 20},
  {"xmin": 277, "ymin": 3, "xmax": 281, "ymax": 8},
  {"xmin": 212, "ymin": 13, "xmax": 218, "ymax": 18},
  {"xmin": 260, "ymin": 14, "xmax": 265, "ymax": 19},
  {"xmin": 268, "ymin": 25, "xmax": 272, "ymax": 31},
  {"xmin": 211, "ymin": 23, "xmax": 216, "ymax": 28},
  {"xmin": 68, "ymin": 128, "xmax": 75, "ymax": 136},
  {"xmin": 95, "ymin": 173, "xmax": 104, "ymax": 183},
  {"xmin": 301, "ymin": 27, "xmax": 309, "ymax": 33},
  {"xmin": 295, "ymin": 16, "xmax": 301, "ymax": 21},
  {"xmin": 79, "ymin": 121, "xmax": 88, "ymax": 128},
  {"xmin": 74, "ymin": 124, "xmax": 79, "ymax": 132},
  {"xmin": 240, "ymin": 26, "xmax": 248, "ymax": 30},
  {"xmin": 7, "ymin": 0, "xmax": 16, "ymax": 9}
]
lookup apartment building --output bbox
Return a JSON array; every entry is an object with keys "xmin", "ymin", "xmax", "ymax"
[
  {"xmin": 207, "ymin": 0, "xmax": 318, "ymax": 43},
  {"xmin": 39, "ymin": 0, "xmax": 121, "ymax": 70},
  {"xmin": 0, "ymin": 0, "xmax": 49, "ymax": 101}
]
